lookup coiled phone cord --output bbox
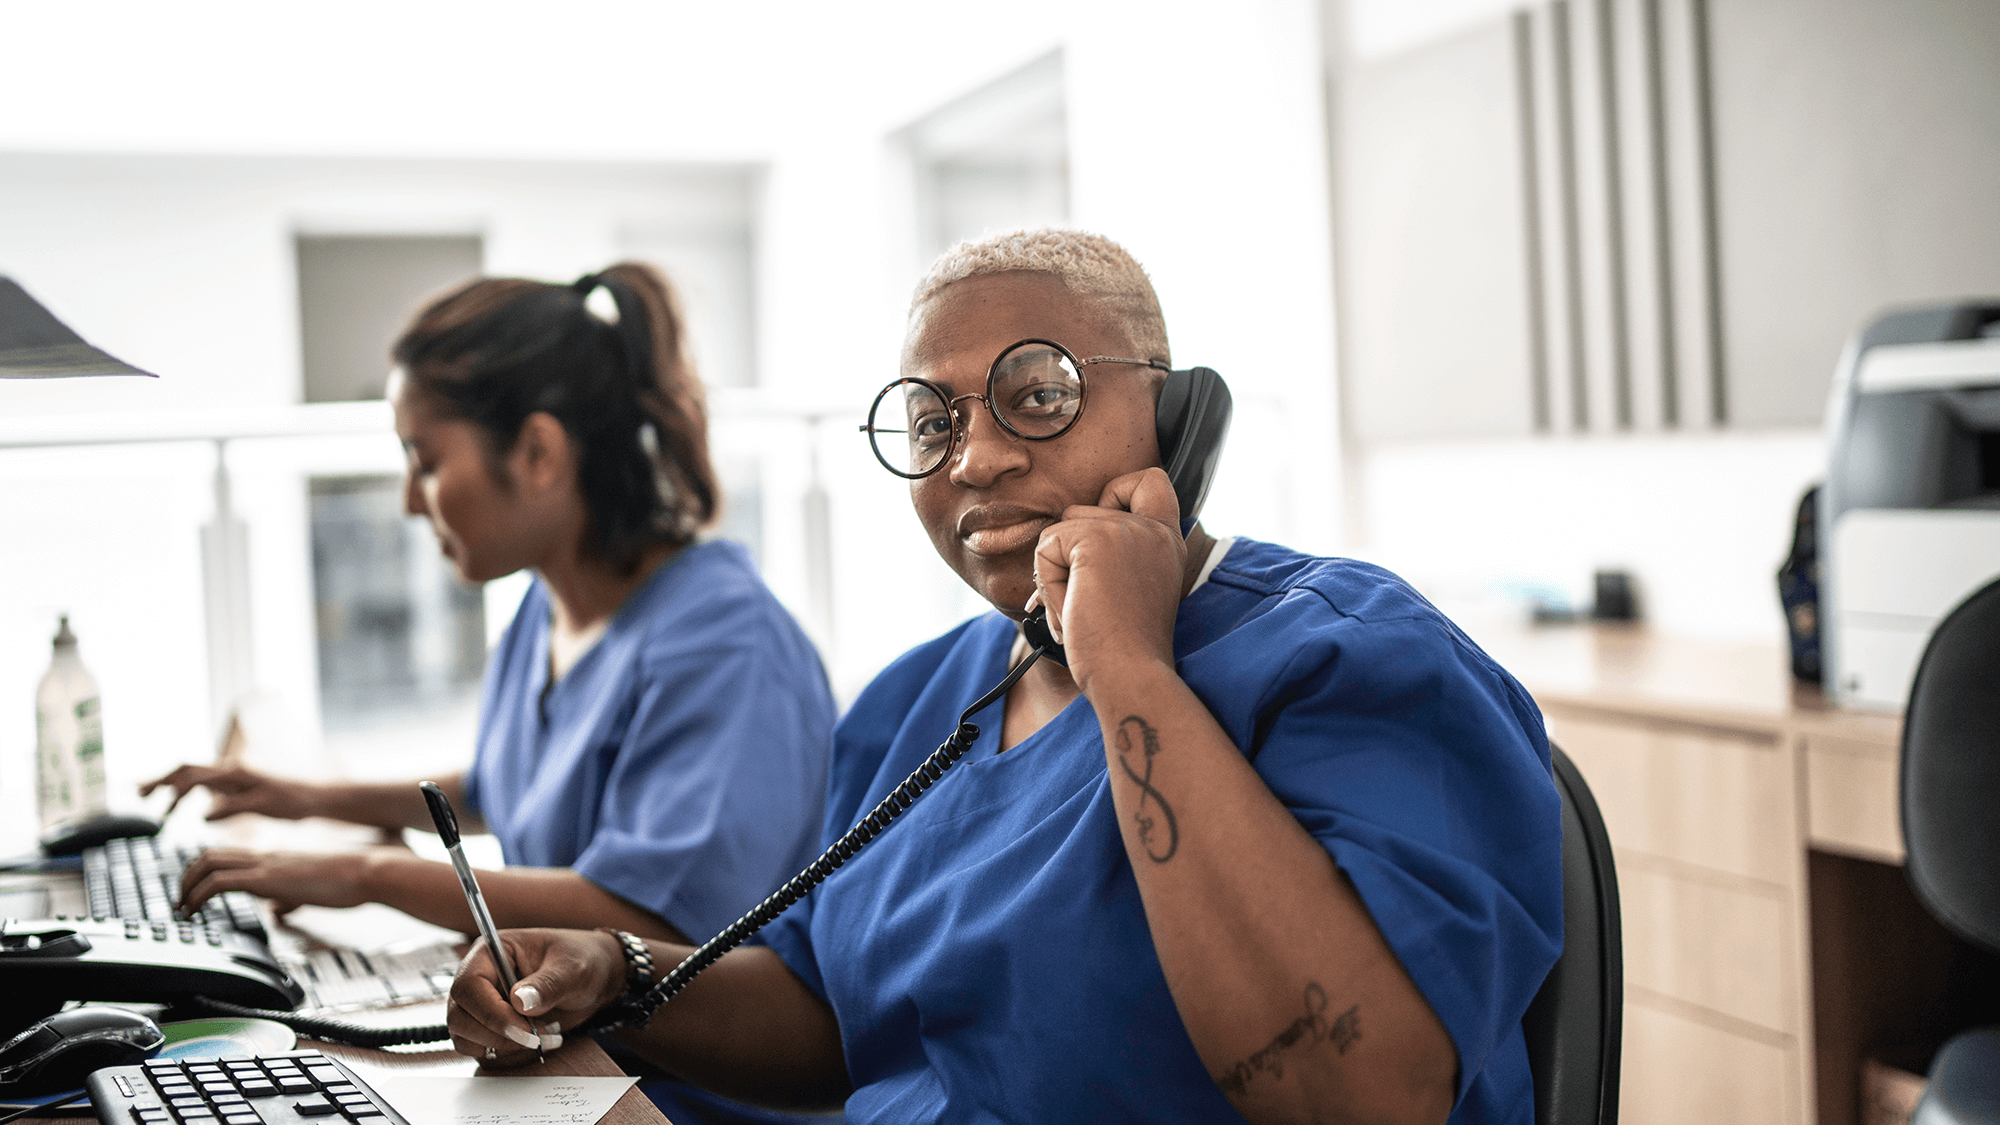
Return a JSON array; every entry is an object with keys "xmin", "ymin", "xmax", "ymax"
[
  {"xmin": 185, "ymin": 995, "xmax": 447, "ymax": 1049},
  {"xmin": 584, "ymin": 637, "xmax": 1051, "ymax": 1033}
]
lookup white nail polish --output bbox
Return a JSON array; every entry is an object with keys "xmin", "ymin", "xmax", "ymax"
[
  {"xmin": 539, "ymin": 1032, "xmax": 564, "ymax": 1051},
  {"xmin": 504, "ymin": 1025, "xmax": 539, "ymax": 1051},
  {"xmin": 513, "ymin": 984, "xmax": 542, "ymax": 1013},
  {"xmin": 543, "ymin": 1021, "xmax": 561, "ymax": 1034}
]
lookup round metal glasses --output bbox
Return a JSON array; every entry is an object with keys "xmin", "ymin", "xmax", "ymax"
[{"xmin": 860, "ymin": 339, "xmax": 1168, "ymax": 479}]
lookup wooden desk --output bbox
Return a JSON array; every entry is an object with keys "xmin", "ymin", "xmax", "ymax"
[{"xmin": 1471, "ymin": 624, "xmax": 1908, "ymax": 1125}]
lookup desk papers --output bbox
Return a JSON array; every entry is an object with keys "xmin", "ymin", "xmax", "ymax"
[{"xmin": 366, "ymin": 1075, "xmax": 639, "ymax": 1125}]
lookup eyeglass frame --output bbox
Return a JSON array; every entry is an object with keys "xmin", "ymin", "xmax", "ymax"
[{"xmin": 858, "ymin": 337, "xmax": 1171, "ymax": 480}]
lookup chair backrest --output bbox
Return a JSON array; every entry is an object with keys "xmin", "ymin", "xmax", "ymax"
[
  {"xmin": 1522, "ymin": 744, "xmax": 1624, "ymax": 1125},
  {"xmin": 1902, "ymin": 575, "xmax": 2000, "ymax": 957}
]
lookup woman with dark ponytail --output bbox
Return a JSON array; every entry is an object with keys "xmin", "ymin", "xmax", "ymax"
[{"xmin": 148, "ymin": 265, "xmax": 837, "ymax": 1098}]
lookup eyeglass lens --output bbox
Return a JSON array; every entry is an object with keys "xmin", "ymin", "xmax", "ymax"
[{"xmin": 866, "ymin": 342, "xmax": 1084, "ymax": 477}]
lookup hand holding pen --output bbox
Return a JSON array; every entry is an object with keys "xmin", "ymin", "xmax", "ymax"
[{"xmin": 421, "ymin": 781, "xmax": 551, "ymax": 1063}]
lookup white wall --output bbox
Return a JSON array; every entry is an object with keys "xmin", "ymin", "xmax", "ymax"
[{"xmin": 1357, "ymin": 428, "xmax": 1823, "ymax": 646}]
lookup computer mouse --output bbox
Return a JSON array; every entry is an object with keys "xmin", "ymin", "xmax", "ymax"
[
  {"xmin": 37, "ymin": 813, "xmax": 162, "ymax": 858},
  {"xmin": 0, "ymin": 1006, "xmax": 163, "ymax": 1097}
]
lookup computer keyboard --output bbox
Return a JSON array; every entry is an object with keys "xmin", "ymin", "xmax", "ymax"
[
  {"xmin": 74, "ymin": 836, "xmax": 459, "ymax": 1015},
  {"xmin": 84, "ymin": 837, "xmax": 268, "ymax": 944},
  {"xmin": 86, "ymin": 1051, "xmax": 409, "ymax": 1125}
]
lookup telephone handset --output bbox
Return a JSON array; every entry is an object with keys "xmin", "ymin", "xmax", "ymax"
[
  {"xmin": 1155, "ymin": 364, "xmax": 1234, "ymax": 527},
  {"xmin": 1022, "ymin": 364, "xmax": 1234, "ymax": 665}
]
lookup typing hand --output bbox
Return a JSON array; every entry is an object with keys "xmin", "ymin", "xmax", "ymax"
[
  {"xmin": 177, "ymin": 847, "xmax": 382, "ymax": 917},
  {"xmin": 139, "ymin": 763, "xmax": 319, "ymax": 821},
  {"xmin": 448, "ymin": 929, "xmax": 623, "ymax": 1065},
  {"xmin": 1029, "ymin": 466, "xmax": 1187, "ymax": 695}
]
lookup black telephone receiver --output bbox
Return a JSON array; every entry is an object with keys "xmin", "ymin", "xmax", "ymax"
[
  {"xmin": 1154, "ymin": 365, "xmax": 1234, "ymax": 526},
  {"xmin": 1021, "ymin": 365, "xmax": 1233, "ymax": 664}
]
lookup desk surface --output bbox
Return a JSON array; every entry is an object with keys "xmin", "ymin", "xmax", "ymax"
[{"xmin": 1469, "ymin": 621, "xmax": 1902, "ymax": 744}]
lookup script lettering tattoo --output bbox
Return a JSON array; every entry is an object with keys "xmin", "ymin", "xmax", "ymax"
[
  {"xmin": 1114, "ymin": 715, "xmax": 1178, "ymax": 863},
  {"xmin": 1214, "ymin": 984, "xmax": 1362, "ymax": 1097}
]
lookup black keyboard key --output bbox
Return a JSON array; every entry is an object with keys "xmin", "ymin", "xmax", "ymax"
[{"xmin": 289, "ymin": 1095, "xmax": 337, "ymax": 1118}]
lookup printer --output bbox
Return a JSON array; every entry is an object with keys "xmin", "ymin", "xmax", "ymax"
[{"xmin": 1821, "ymin": 301, "xmax": 2000, "ymax": 709}]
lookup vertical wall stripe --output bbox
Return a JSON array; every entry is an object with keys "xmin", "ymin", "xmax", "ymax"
[
  {"xmin": 1515, "ymin": 10, "xmax": 1553, "ymax": 433},
  {"xmin": 1595, "ymin": 0, "xmax": 1634, "ymax": 429},
  {"xmin": 1551, "ymin": 0, "xmax": 1590, "ymax": 431},
  {"xmin": 1689, "ymin": 0, "xmax": 1727, "ymax": 424},
  {"xmin": 1641, "ymin": 0, "xmax": 1680, "ymax": 427}
]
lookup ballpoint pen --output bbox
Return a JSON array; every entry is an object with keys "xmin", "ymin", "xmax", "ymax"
[{"xmin": 421, "ymin": 780, "xmax": 544, "ymax": 1063}]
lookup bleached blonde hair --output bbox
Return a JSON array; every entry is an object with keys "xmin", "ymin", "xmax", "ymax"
[{"xmin": 909, "ymin": 226, "xmax": 1171, "ymax": 365}]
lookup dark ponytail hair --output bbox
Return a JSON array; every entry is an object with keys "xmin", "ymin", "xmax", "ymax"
[{"xmin": 393, "ymin": 262, "xmax": 721, "ymax": 574}]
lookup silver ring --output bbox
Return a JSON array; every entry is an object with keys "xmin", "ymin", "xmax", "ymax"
[{"xmin": 484, "ymin": 1047, "xmax": 498, "ymax": 1061}]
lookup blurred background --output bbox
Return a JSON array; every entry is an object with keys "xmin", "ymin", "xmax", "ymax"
[{"xmin": 0, "ymin": 0, "xmax": 1994, "ymax": 836}]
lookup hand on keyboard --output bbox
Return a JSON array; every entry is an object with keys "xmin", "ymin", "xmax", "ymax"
[
  {"xmin": 77, "ymin": 837, "xmax": 461, "ymax": 1016},
  {"xmin": 85, "ymin": 838, "xmax": 267, "ymax": 944},
  {"xmin": 177, "ymin": 850, "xmax": 384, "ymax": 918}
]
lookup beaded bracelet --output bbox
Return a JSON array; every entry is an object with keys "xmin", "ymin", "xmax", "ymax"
[
  {"xmin": 602, "ymin": 928, "xmax": 655, "ymax": 991},
  {"xmin": 591, "ymin": 929, "xmax": 658, "ymax": 1032}
]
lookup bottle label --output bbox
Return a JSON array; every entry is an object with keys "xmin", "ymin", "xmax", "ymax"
[
  {"xmin": 75, "ymin": 696, "xmax": 107, "ymax": 813},
  {"xmin": 36, "ymin": 710, "xmax": 72, "ymax": 823}
]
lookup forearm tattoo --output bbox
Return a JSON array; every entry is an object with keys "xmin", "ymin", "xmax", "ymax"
[
  {"xmin": 1215, "ymin": 983, "xmax": 1362, "ymax": 1097},
  {"xmin": 1114, "ymin": 715, "xmax": 1178, "ymax": 863}
]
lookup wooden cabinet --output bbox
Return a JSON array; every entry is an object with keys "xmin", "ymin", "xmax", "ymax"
[
  {"xmin": 1803, "ymin": 732, "xmax": 1903, "ymax": 864},
  {"xmin": 1474, "ymin": 625, "xmax": 1905, "ymax": 1125},
  {"xmin": 1623, "ymin": 1001, "xmax": 1793, "ymax": 1125},
  {"xmin": 1548, "ymin": 706, "xmax": 1816, "ymax": 1125}
]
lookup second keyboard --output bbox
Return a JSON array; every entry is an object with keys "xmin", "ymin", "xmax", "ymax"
[{"xmin": 84, "ymin": 836, "xmax": 268, "ymax": 944}]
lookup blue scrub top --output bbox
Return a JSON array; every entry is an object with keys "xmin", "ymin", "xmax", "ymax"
[
  {"xmin": 762, "ymin": 537, "xmax": 1561, "ymax": 1123},
  {"xmin": 463, "ymin": 539, "xmax": 835, "ymax": 943}
]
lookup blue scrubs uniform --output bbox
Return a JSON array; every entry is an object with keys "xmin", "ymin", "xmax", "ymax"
[
  {"xmin": 763, "ymin": 537, "xmax": 1561, "ymax": 1123},
  {"xmin": 464, "ymin": 539, "xmax": 834, "ymax": 945}
]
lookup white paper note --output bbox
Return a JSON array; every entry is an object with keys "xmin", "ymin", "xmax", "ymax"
[{"xmin": 364, "ymin": 1075, "xmax": 640, "ymax": 1125}]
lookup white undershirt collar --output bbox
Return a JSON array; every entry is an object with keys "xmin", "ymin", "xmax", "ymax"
[{"xmin": 1188, "ymin": 535, "xmax": 1236, "ymax": 595}]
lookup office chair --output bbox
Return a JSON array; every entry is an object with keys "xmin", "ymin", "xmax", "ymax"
[
  {"xmin": 1522, "ymin": 744, "xmax": 1623, "ymax": 1125},
  {"xmin": 1903, "ymin": 577, "xmax": 2000, "ymax": 1125}
]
